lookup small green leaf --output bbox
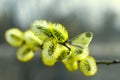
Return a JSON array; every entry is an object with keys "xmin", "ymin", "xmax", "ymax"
[{"xmin": 71, "ymin": 32, "xmax": 93, "ymax": 48}]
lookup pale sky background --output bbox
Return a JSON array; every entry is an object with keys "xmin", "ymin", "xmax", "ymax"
[{"xmin": 0, "ymin": 0, "xmax": 120, "ymax": 31}]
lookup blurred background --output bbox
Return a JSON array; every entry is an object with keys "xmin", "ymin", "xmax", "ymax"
[{"xmin": 0, "ymin": 0, "xmax": 120, "ymax": 80}]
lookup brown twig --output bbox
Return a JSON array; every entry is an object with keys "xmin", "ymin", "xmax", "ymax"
[{"xmin": 96, "ymin": 59, "xmax": 120, "ymax": 65}]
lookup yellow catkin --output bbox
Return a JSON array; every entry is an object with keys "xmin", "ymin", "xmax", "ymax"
[
  {"xmin": 24, "ymin": 30, "xmax": 42, "ymax": 50},
  {"xmin": 80, "ymin": 56, "xmax": 97, "ymax": 76},
  {"xmin": 16, "ymin": 45, "xmax": 34, "ymax": 62},
  {"xmin": 5, "ymin": 28, "xmax": 24, "ymax": 47}
]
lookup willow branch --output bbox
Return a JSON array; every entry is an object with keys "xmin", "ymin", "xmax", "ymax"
[
  {"xmin": 96, "ymin": 59, "xmax": 120, "ymax": 65},
  {"xmin": 67, "ymin": 39, "xmax": 120, "ymax": 65}
]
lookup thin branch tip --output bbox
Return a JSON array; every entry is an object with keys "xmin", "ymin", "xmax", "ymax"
[{"xmin": 96, "ymin": 59, "xmax": 120, "ymax": 65}]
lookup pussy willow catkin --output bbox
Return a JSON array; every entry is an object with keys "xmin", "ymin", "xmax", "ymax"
[
  {"xmin": 5, "ymin": 20, "xmax": 97, "ymax": 76},
  {"xmin": 5, "ymin": 28, "xmax": 24, "ymax": 47}
]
